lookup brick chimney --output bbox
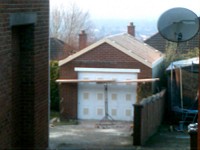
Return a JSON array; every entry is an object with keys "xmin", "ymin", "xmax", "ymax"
[
  {"xmin": 79, "ymin": 30, "xmax": 87, "ymax": 50},
  {"xmin": 127, "ymin": 22, "xmax": 135, "ymax": 36}
]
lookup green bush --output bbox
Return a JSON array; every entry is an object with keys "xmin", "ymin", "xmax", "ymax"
[
  {"xmin": 50, "ymin": 61, "xmax": 59, "ymax": 111},
  {"xmin": 164, "ymin": 42, "xmax": 199, "ymax": 68}
]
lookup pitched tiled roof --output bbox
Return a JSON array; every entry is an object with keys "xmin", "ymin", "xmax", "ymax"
[
  {"xmin": 144, "ymin": 33, "xmax": 167, "ymax": 53},
  {"xmin": 145, "ymin": 30, "xmax": 200, "ymax": 53},
  {"xmin": 59, "ymin": 33, "xmax": 164, "ymax": 68},
  {"xmin": 50, "ymin": 38, "xmax": 75, "ymax": 61},
  {"xmin": 107, "ymin": 33, "xmax": 163, "ymax": 67}
]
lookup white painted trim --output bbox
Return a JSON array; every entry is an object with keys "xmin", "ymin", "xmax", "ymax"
[
  {"xmin": 58, "ymin": 35, "xmax": 163, "ymax": 68},
  {"xmin": 75, "ymin": 67, "xmax": 140, "ymax": 73},
  {"xmin": 59, "ymin": 38, "xmax": 107, "ymax": 66},
  {"xmin": 152, "ymin": 56, "xmax": 164, "ymax": 68}
]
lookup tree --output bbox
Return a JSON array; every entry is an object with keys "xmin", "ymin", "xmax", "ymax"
[
  {"xmin": 164, "ymin": 41, "xmax": 199, "ymax": 68},
  {"xmin": 50, "ymin": 2, "xmax": 96, "ymax": 48},
  {"xmin": 159, "ymin": 41, "xmax": 199, "ymax": 88}
]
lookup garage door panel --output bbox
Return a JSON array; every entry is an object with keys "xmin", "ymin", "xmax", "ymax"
[
  {"xmin": 95, "ymin": 107, "xmax": 105, "ymax": 119},
  {"xmin": 77, "ymin": 68, "xmax": 138, "ymax": 121},
  {"xmin": 109, "ymin": 107, "xmax": 118, "ymax": 120},
  {"xmin": 108, "ymin": 85, "xmax": 135, "ymax": 120}
]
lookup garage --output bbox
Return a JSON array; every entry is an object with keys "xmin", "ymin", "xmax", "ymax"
[
  {"xmin": 57, "ymin": 30, "xmax": 164, "ymax": 121},
  {"xmin": 75, "ymin": 67, "xmax": 140, "ymax": 121}
]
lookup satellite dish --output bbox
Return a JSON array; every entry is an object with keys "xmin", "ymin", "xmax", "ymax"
[{"xmin": 157, "ymin": 7, "xmax": 199, "ymax": 42}]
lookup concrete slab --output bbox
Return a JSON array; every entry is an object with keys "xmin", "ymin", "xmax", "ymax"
[
  {"xmin": 49, "ymin": 121, "xmax": 190, "ymax": 150},
  {"xmin": 49, "ymin": 120, "xmax": 133, "ymax": 149}
]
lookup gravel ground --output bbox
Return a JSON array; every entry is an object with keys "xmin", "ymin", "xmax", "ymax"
[
  {"xmin": 49, "ymin": 120, "xmax": 133, "ymax": 150},
  {"xmin": 49, "ymin": 121, "xmax": 191, "ymax": 150}
]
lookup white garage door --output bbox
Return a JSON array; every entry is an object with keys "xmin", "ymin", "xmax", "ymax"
[{"xmin": 76, "ymin": 68, "xmax": 140, "ymax": 121}]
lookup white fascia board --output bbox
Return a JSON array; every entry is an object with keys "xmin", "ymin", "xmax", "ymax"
[
  {"xmin": 58, "ymin": 39, "xmax": 107, "ymax": 66},
  {"xmin": 75, "ymin": 67, "xmax": 140, "ymax": 73},
  {"xmin": 152, "ymin": 56, "xmax": 164, "ymax": 68}
]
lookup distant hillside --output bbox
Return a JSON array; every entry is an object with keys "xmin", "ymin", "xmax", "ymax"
[{"xmin": 93, "ymin": 18, "xmax": 158, "ymax": 41}]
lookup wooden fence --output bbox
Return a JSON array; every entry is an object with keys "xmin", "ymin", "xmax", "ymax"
[{"xmin": 133, "ymin": 89, "xmax": 166, "ymax": 145}]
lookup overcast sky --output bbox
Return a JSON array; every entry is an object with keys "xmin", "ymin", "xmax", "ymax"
[{"xmin": 50, "ymin": 0, "xmax": 200, "ymax": 20}]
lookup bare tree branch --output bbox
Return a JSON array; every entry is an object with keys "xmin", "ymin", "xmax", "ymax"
[{"xmin": 50, "ymin": 2, "xmax": 96, "ymax": 49}]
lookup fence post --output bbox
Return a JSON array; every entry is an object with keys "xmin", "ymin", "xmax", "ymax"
[{"xmin": 133, "ymin": 104, "xmax": 143, "ymax": 145}]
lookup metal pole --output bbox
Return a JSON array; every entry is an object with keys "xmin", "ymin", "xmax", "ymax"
[
  {"xmin": 104, "ymin": 84, "xmax": 108, "ymax": 118},
  {"xmin": 96, "ymin": 83, "xmax": 114, "ymax": 128},
  {"xmin": 179, "ymin": 68, "xmax": 183, "ymax": 109},
  {"xmin": 198, "ymin": 31, "xmax": 200, "ymax": 149}
]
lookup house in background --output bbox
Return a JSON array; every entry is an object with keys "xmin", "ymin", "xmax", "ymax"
[
  {"xmin": 145, "ymin": 26, "xmax": 200, "ymax": 53},
  {"xmin": 50, "ymin": 30, "xmax": 88, "ymax": 61},
  {"xmin": 57, "ymin": 23, "xmax": 164, "ymax": 121},
  {"xmin": 50, "ymin": 37, "xmax": 76, "ymax": 61}
]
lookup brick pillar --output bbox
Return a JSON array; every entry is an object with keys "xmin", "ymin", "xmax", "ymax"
[
  {"xmin": 79, "ymin": 30, "xmax": 87, "ymax": 50},
  {"xmin": 127, "ymin": 22, "xmax": 135, "ymax": 37},
  {"xmin": 0, "ymin": 2, "xmax": 49, "ymax": 149}
]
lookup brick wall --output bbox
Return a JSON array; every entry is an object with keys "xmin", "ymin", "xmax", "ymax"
[
  {"xmin": 59, "ymin": 43, "xmax": 152, "ymax": 120},
  {"xmin": 0, "ymin": 1, "xmax": 49, "ymax": 149},
  {"xmin": 60, "ymin": 43, "xmax": 152, "ymax": 79}
]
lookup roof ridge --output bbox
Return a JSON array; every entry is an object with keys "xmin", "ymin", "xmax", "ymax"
[
  {"xmin": 105, "ymin": 32, "xmax": 125, "ymax": 38},
  {"xmin": 59, "ymin": 33, "xmax": 163, "ymax": 67}
]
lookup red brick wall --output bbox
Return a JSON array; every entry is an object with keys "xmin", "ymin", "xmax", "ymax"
[
  {"xmin": 59, "ymin": 43, "xmax": 152, "ymax": 120},
  {"xmin": 0, "ymin": 1, "xmax": 49, "ymax": 149}
]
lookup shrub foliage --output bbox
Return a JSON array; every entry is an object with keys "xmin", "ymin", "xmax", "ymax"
[{"xmin": 50, "ymin": 61, "xmax": 60, "ymax": 111}]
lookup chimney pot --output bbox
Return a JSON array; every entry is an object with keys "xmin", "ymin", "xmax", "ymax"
[{"xmin": 81, "ymin": 30, "xmax": 85, "ymax": 34}]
